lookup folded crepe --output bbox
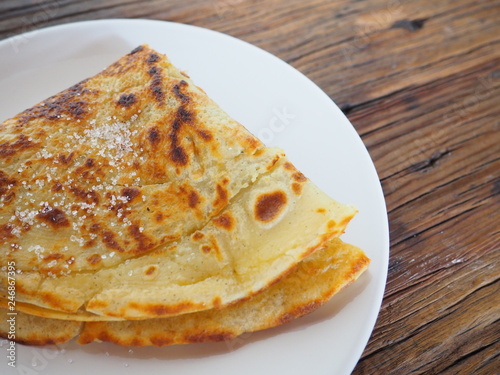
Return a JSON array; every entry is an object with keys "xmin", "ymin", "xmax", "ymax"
[
  {"xmin": 0, "ymin": 238, "xmax": 369, "ymax": 346},
  {"xmin": 0, "ymin": 45, "xmax": 367, "ymax": 345}
]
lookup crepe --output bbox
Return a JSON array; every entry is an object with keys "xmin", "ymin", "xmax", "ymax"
[
  {"xmin": 0, "ymin": 238, "xmax": 369, "ymax": 346},
  {"xmin": 0, "ymin": 45, "xmax": 358, "ymax": 323}
]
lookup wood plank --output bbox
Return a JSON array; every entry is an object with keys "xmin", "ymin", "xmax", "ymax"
[{"xmin": 355, "ymin": 269, "xmax": 499, "ymax": 374}]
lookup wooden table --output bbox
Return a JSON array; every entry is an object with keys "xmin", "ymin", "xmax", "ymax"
[{"xmin": 1, "ymin": 1, "xmax": 498, "ymax": 373}]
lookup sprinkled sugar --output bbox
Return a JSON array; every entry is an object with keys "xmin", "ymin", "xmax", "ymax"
[
  {"xmin": 82, "ymin": 114, "xmax": 139, "ymax": 162},
  {"xmin": 1, "ymin": 113, "xmax": 147, "ymax": 269}
]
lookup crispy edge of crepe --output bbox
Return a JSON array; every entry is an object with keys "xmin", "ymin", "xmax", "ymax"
[{"xmin": 0, "ymin": 238, "xmax": 369, "ymax": 346}]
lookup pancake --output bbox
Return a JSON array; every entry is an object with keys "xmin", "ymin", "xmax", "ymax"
[
  {"xmin": 0, "ymin": 238, "xmax": 369, "ymax": 346},
  {"xmin": 0, "ymin": 46, "xmax": 357, "ymax": 321},
  {"xmin": 1, "ymin": 158, "xmax": 356, "ymax": 320}
]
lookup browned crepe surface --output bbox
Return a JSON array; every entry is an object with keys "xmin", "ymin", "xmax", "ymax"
[{"xmin": 0, "ymin": 45, "xmax": 357, "ymax": 320}]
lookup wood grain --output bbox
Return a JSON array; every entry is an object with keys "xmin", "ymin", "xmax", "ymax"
[{"xmin": 1, "ymin": 0, "xmax": 498, "ymax": 374}]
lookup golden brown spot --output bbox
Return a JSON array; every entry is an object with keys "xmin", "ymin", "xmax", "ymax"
[
  {"xmin": 121, "ymin": 187, "xmax": 140, "ymax": 202},
  {"xmin": 186, "ymin": 331, "xmax": 235, "ymax": 343},
  {"xmin": 147, "ymin": 53, "xmax": 160, "ymax": 63},
  {"xmin": 84, "ymin": 238, "xmax": 97, "ymax": 248},
  {"xmin": 117, "ymin": 93, "xmax": 137, "ymax": 107},
  {"xmin": 327, "ymin": 220, "xmax": 337, "ymax": 229},
  {"xmin": 212, "ymin": 296, "xmax": 223, "ymax": 309},
  {"xmin": 188, "ymin": 190, "xmax": 200, "ymax": 208},
  {"xmin": 102, "ymin": 231, "xmax": 124, "ymax": 252},
  {"xmin": 196, "ymin": 129, "xmax": 213, "ymax": 141},
  {"xmin": 244, "ymin": 135, "xmax": 261, "ymax": 151},
  {"xmin": 69, "ymin": 185, "xmax": 99, "ymax": 204},
  {"xmin": 255, "ymin": 191, "xmax": 288, "ymax": 222},
  {"xmin": 164, "ymin": 103, "xmax": 196, "ymax": 168},
  {"xmin": 170, "ymin": 146, "xmax": 188, "ymax": 166},
  {"xmin": 266, "ymin": 153, "xmax": 282, "ymax": 170},
  {"xmin": 37, "ymin": 206, "xmax": 70, "ymax": 228},
  {"xmin": 85, "ymin": 158, "xmax": 95, "ymax": 167},
  {"xmin": 192, "ymin": 231, "xmax": 204, "ymax": 240},
  {"xmin": 292, "ymin": 182, "xmax": 303, "ymax": 195},
  {"xmin": 43, "ymin": 253, "xmax": 63, "ymax": 261},
  {"xmin": 205, "ymin": 235, "xmax": 222, "ymax": 259},
  {"xmin": 129, "ymin": 338, "xmax": 144, "ymax": 347},
  {"xmin": 173, "ymin": 80, "xmax": 190, "ymax": 103},
  {"xmin": 0, "ymin": 134, "xmax": 37, "ymax": 158},
  {"xmin": 0, "ymin": 171, "xmax": 17, "ymax": 204},
  {"xmin": 283, "ymin": 162, "xmax": 295, "ymax": 170},
  {"xmin": 213, "ymin": 212, "xmax": 235, "ymax": 231},
  {"xmin": 136, "ymin": 301, "xmax": 202, "ymax": 317},
  {"xmin": 155, "ymin": 212, "xmax": 164, "ymax": 222},
  {"xmin": 89, "ymin": 223, "xmax": 101, "ymax": 233},
  {"xmin": 128, "ymin": 224, "xmax": 155, "ymax": 254},
  {"xmin": 167, "ymin": 105, "xmax": 195, "ymax": 166},
  {"xmin": 339, "ymin": 213, "xmax": 356, "ymax": 228},
  {"xmin": 129, "ymin": 45, "xmax": 144, "ymax": 55},
  {"xmin": 0, "ymin": 170, "xmax": 17, "ymax": 191},
  {"xmin": 176, "ymin": 106, "xmax": 193, "ymax": 123},
  {"xmin": 292, "ymin": 171, "xmax": 307, "ymax": 182},
  {"xmin": 1, "ymin": 191, "xmax": 14, "ymax": 204},
  {"xmin": 58, "ymin": 152, "xmax": 75, "ymax": 165},
  {"xmin": 73, "ymin": 157, "xmax": 101, "ymax": 182},
  {"xmin": 213, "ymin": 184, "xmax": 228, "ymax": 207},
  {"xmin": 150, "ymin": 336, "xmax": 175, "ymax": 347},
  {"xmin": 148, "ymin": 66, "xmax": 164, "ymax": 103},
  {"xmin": 0, "ymin": 224, "xmax": 15, "ymax": 240},
  {"xmin": 144, "ymin": 265, "xmax": 158, "ymax": 276},
  {"xmin": 169, "ymin": 119, "xmax": 188, "ymax": 166},
  {"xmin": 253, "ymin": 148, "xmax": 264, "ymax": 157},
  {"xmin": 148, "ymin": 126, "xmax": 161, "ymax": 145},
  {"xmin": 317, "ymin": 208, "xmax": 326, "ymax": 214},
  {"xmin": 87, "ymin": 254, "xmax": 102, "ymax": 265},
  {"xmin": 51, "ymin": 182, "xmax": 63, "ymax": 192}
]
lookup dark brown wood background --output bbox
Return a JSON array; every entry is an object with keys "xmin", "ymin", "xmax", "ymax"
[{"xmin": 1, "ymin": 1, "xmax": 498, "ymax": 374}]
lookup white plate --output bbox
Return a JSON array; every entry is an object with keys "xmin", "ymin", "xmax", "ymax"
[{"xmin": 0, "ymin": 19, "xmax": 389, "ymax": 375}]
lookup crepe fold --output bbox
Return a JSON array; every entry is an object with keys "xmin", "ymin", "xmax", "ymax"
[
  {"xmin": 0, "ymin": 45, "xmax": 368, "ymax": 346},
  {"xmin": 0, "ymin": 238, "xmax": 368, "ymax": 346}
]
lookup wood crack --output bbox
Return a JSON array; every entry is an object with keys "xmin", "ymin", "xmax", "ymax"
[
  {"xmin": 408, "ymin": 149, "xmax": 451, "ymax": 172},
  {"xmin": 390, "ymin": 18, "xmax": 428, "ymax": 32}
]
